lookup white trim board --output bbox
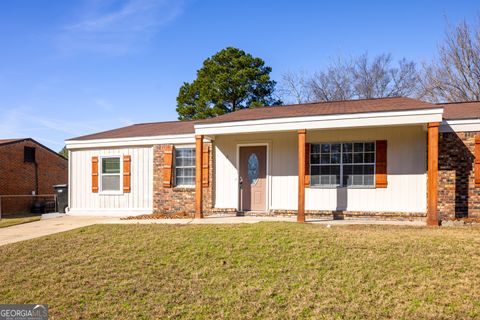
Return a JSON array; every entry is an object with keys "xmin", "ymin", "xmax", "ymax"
[
  {"xmin": 67, "ymin": 208, "xmax": 152, "ymax": 216},
  {"xmin": 440, "ymin": 119, "xmax": 480, "ymax": 132},
  {"xmin": 68, "ymin": 150, "xmax": 72, "ymax": 211},
  {"xmin": 66, "ymin": 134, "xmax": 213, "ymax": 150},
  {"xmin": 195, "ymin": 108, "xmax": 444, "ymax": 135}
]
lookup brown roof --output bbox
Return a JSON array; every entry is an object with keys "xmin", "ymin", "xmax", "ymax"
[
  {"xmin": 69, "ymin": 97, "xmax": 443, "ymax": 141},
  {"xmin": 196, "ymin": 97, "xmax": 438, "ymax": 124},
  {"xmin": 68, "ymin": 120, "xmax": 195, "ymax": 141},
  {"xmin": 0, "ymin": 138, "xmax": 67, "ymax": 160},
  {"xmin": 440, "ymin": 101, "xmax": 480, "ymax": 120}
]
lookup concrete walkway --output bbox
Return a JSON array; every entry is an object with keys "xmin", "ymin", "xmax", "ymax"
[
  {"xmin": 0, "ymin": 215, "xmax": 115, "ymax": 246},
  {"xmin": 0, "ymin": 214, "xmax": 425, "ymax": 246}
]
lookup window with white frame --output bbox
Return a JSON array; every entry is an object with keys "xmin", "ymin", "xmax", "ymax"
[
  {"xmin": 100, "ymin": 156, "xmax": 121, "ymax": 191},
  {"xmin": 174, "ymin": 148, "xmax": 196, "ymax": 187},
  {"xmin": 310, "ymin": 142, "xmax": 375, "ymax": 187}
]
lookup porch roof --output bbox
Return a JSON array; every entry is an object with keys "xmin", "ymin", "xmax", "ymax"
[
  {"xmin": 196, "ymin": 97, "xmax": 438, "ymax": 125},
  {"xmin": 194, "ymin": 97, "xmax": 443, "ymax": 135}
]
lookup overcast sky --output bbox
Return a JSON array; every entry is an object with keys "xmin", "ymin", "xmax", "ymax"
[{"xmin": 0, "ymin": 0, "xmax": 478, "ymax": 150}]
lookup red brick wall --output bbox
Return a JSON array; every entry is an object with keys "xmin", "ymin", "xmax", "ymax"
[
  {"xmin": 438, "ymin": 131, "xmax": 480, "ymax": 219},
  {"xmin": 0, "ymin": 140, "xmax": 68, "ymax": 214},
  {"xmin": 152, "ymin": 143, "xmax": 213, "ymax": 215}
]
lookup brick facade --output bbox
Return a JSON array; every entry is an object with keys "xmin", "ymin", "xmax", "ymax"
[
  {"xmin": 152, "ymin": 143, "xmax": 213, "ymax": 215},
  {"xmin": 0, "ymin": 139, "xmax": 68, "ymax": 214},
  {"xmin": 438, "ymin": 131, "xmax": 480, "ymax": 219}
]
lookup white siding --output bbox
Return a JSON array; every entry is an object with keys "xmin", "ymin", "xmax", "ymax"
[
  {"xmin": 69, "ymin": 146, "xmax": 153, "ymax": 216},
  {"xmin": 214, "ymin": 126, "xmax": 427, "ymax": 213}
]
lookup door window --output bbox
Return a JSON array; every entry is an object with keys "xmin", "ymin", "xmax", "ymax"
[{"xmin": 247, "ymin": 153, "xmax": 259, "ymax": 184}]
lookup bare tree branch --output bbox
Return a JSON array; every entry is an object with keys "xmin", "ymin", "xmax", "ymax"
[
  {"xmin": 308, "ymin": 57, "xmax": 355, "ymax": 101},
  {"xmin": 420, "ymin": 17, "xmax": 480, "ymax": 102},
  {"xmin": 280, "ymin": 53, "xmax": 420, "ymax": 103},
  {"xmin": 278, "ymin": 70, "xmax": 311, "ymax": 104}
]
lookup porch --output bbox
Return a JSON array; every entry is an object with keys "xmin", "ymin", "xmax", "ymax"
[{"xmin": 193, "ymin": 107, "xmax": 442, "ymax": 225}]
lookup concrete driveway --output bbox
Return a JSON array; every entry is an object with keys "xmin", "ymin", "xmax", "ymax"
[{"xmin": 0, "ymin": 214, "xmax": 425, "ymax": 246}]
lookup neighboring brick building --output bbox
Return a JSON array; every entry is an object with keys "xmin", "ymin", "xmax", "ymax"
[{"xmin": 0, "ymin": 138, "xmax": 68, "ymax": 214}]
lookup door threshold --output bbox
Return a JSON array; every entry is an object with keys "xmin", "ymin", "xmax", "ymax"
[{"xmin": 237, "ymin": 211, "xmax": 269, "ymax": 216}]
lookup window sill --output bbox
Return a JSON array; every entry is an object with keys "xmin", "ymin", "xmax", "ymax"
[
  {"xmin": 173, "ymin": 186, "xmax": 195, "ymax": 191},
  {"xmin": 99, "ymin": 191, "xmax": 124, "ymax": 195},
  {"xmin": 308, "ymin": 186, "xmax": 376, "ymax": 190}
]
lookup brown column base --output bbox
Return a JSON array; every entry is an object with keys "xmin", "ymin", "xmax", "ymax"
[{"xmin": 426, "ymin": 216, "xmax": 440, "ymax": 227}]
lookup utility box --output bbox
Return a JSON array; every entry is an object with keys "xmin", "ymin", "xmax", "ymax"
[{"xmin": 53, "ymin": 184, "xmax": 68, "ymax": 213}]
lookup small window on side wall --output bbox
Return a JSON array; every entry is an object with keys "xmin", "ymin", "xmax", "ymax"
[
  {"xmin": 24, "ymin": 147, "xmax": 36, "ymax": 163},
  {"xmin": 174, "ymin": 148, "xmax": 196, "ymax": 187},
  {"xmin": 100, "ymin": 157, "xmax": 121, "ymax": 192}
]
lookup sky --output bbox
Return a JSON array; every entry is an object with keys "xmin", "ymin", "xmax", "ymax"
[{"xmin": 0, "ymin": 0, "xmax": 478, "ymax": 151}]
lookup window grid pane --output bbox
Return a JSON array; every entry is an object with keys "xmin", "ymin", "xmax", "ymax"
[
  {"xmin": 102, "ymin": 157, "xmax": 120, "ymax": 174},
  {"xmin": 100, "ymin": 156, "xmax": 121, "ymax": 191},
  {"xmin": 102, "ymin": 175, "xmax": 120, "ymax": 191},
  {"xmin": 175, "ymin": 148, "xmax": 196, "ymax": 186},
  {"xmin": 310, "ymin": 142, "xmax": 375, "ymax": 187}
]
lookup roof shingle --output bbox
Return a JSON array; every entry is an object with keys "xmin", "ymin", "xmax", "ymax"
[
  {"xmin": 68, "ymin": 97, "xmax": 445, "ymax": 141},
  {"xmin": 196, "ymin": 97, "xmax": 438, "ymax": 124},
  {"xmin": 440, "ymin": 101, "xmax": 480, "ymax": 120},
  {"xmin": 68, "ymin": 120, "xmax": 195, "ymax": 141}
]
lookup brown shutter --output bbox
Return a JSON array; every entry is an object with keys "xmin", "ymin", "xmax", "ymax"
[
  {"xmin": 92, "ymin": 156, "xmax": 99, "ymax": 193},
  {"xmin": 475, "ymin": 136, "xmax": 480, "ymax": 187},
  {"xmin": 305, "ymin": 143, "xmax": 310, "ymax": 187},
  {"xmin": 123, "ymin": 155, "xmax": 131, "ymax": 193},
  {"xmin": 202, "ymin": 145, "xmax": 209, "ymax": 187},
  {"xmin": 163, "ymin": 145, "xmax": 174, "ymax": 188},
  {"xmin": 375, "ymin": 140, "xmax": 387, "ymax": 188}
]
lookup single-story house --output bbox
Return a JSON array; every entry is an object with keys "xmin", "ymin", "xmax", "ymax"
[
  {"xmin": 0, "ymin": 138, "xmax": 68, "ymax": 214},
  {"xmin": 65, "ymin": 97, "xmax": 480, "ymax": 225}
]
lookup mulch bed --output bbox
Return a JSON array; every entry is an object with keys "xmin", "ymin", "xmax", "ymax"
[{"xmin": 122, "ymin": 212, "xmax": 193, "ymax": 220}]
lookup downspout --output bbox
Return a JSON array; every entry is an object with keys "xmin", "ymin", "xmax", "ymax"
[{"xmin": 34, "ymin": 161, "xmax": 39, "ymax": 195}]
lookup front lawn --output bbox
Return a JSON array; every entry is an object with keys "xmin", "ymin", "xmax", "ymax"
[
  {"xmin": 1, "ymin": 223, "xmax": 480, "ymax": 319},
  {"xmin": 0, "ymin": 214, "xmax": 41, "ymax": 228}
]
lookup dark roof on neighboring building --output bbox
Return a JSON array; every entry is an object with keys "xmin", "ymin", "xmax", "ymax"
[
  {"xmin": 440, "ymin": 101, "xmax": 480, "ymax": 120},
  {"xmin": 0, "ymin": 138, "xmax": 67, "ymax": 161},
  {"xmin": 68, "ymin": 120, "xmax": 195, "ymax": 141},
  {"xmin": 196, "ymin": 97, "xmax": 438, "ymax": 124},
  {"xmin": 0, "ymin": 138, "xmax": 27, "ymax": 146}
]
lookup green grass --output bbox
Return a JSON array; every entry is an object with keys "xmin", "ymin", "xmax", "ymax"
[
  {"xmin": 0, "ymin": 214, "xmax": 41, "ymax": 228},
  {"xmin": 1, "ymin": 223, "xmax": 480, "ymax": 319}
]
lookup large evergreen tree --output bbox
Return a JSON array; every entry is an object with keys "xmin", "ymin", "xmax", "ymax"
[{"xmin": 176, "ymin": 47, "xmax": 281, "ymax": 120}]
